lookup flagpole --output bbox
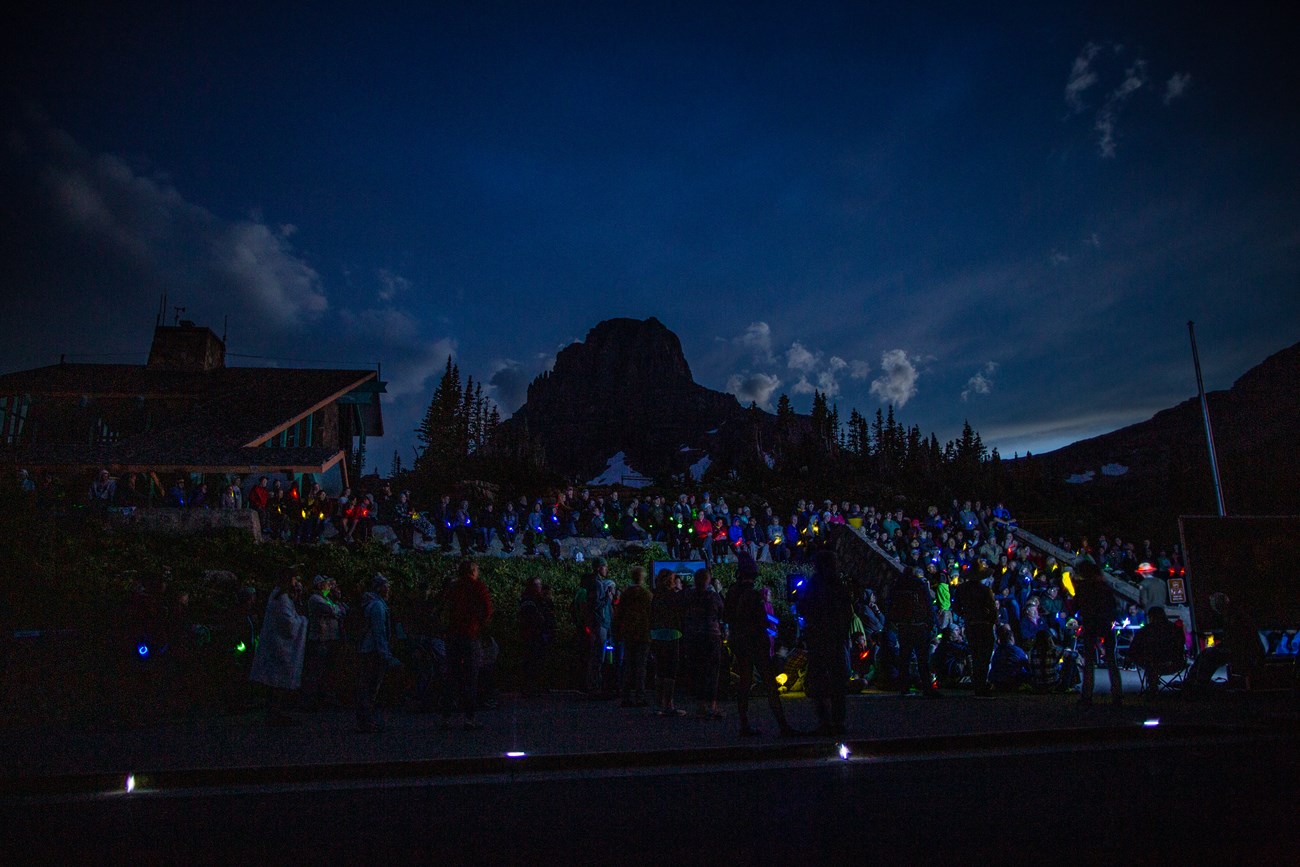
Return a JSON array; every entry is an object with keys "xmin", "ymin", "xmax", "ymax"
[{"xmin": 1187, "ymin": 321, "xmax": 1227, "ymax": 516}]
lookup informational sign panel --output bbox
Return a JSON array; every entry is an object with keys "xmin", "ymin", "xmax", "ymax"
[{"xmin": 1166, "ymin": 577, "xmax": 1188, "ymax": 606}]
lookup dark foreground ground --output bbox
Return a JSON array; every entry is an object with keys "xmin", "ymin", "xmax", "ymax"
[{"xmin": 2, "ymin": 682, "xmax": 1297, "ymax": 864}]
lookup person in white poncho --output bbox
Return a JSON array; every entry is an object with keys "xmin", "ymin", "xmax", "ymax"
[{"xmin": 250, "ymin": 567, "xmax": 308, "ymax": 725}]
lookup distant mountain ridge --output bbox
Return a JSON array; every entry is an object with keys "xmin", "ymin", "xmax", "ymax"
[
  {"xmin": 501, "ymin": 318, "xmax": 1299, "ymax": 523},
  {"xmin": 1023, "ymin": 340, "xmax": 1300, "ymax": 520}
]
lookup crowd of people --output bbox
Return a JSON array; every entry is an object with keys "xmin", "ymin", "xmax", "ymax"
[{"xmin": 21, "ymin": 463, "xmax": 1245, "ymax": 734}]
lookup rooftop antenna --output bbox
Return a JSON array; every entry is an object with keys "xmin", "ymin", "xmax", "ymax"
[
  {"xmin": 222, "ymin": 315, "xmax": 228, "ymax": 344},
  {"xmin": 172, "ymin": 306, "xmax": 186, "ymax": 325},
  {"xmin": 157, "ymin": 291, "xmax": 167, "ymax": 327}
]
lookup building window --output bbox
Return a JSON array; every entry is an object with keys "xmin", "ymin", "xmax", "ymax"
[{"xmin": 0, "ymin": 395, "xmax": 30, "ymax": 446}]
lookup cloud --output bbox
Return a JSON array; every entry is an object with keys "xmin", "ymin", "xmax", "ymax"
[
  {"xmin": 382, "ymin": 337, "xmax": 458, "ymax": 402},
  {"xmin": 1064, "ymin": 42, "xmax": 1102, "ymax": 113},
  {"xmin": 1163, "ymin": 72, "xmax": 1192, "ymax": 105},
  {"xmin": 850, "ymin": 359, "xmax": 872, "ymax": 379},
  {"xmin": 869, "ymin": 349, "xmax": 919, "ymax": 407},
  {"xmin": 734, "ymin": 321, "xmax": 775, "ymax": 363},
  {"xmin": 1050, "ymin": 250, "xmax": 1070, "ymax": 266},
  {"xmin": 725, "ymin": 372, "xmax": 782, "ymax": 409},
  {"xmin": 1095, "ymin": 59, "xmax": 1148, "ymax": 158},
  {"xmin": 785, "ymin": 341, "xmax": 819, "ymax": 373},
  {"xmin": 377, "ymin": 269, "xmax": 412, "ymax": 302},
  {"xmin": 791, "ymin": 375, "xmax": 816, "ymax": 395},
  {"xmin": 961, "ymin": 361, "xmax": 999, "ymax": 401},
  {"xmin": 36, "ymin": 125, "xmax": 328, "ymax": 326}
]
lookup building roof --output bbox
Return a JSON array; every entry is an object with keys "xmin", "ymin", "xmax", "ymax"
[{"xmin": 0, "ymin": 363, "xmax": 382, "ymax": 473}]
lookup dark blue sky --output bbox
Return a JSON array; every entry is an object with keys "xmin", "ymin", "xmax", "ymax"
[{"xmin": 3, "ymin": 2, "xmax": 1297, "ymax": 472}]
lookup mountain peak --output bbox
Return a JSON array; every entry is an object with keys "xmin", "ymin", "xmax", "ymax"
[
  {"xmin": 505, "ymin": 317, "xmax": 751, "ymax": 479},
  {"xmin": 545, "ymin": 317, "xmax": 693, "ymax": 392}
]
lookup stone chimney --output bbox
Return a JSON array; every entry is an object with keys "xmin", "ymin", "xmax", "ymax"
[{"xmin": 146, "ymin": 321, "xmax": 227, "ymax": 372}]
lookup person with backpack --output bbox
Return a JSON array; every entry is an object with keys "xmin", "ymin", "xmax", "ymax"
[
  {"xmin": 891, "ymin": 566, "xmax": 938, "ymax": 698},
  {"xmin": 355, "ymin": 573, "xmax": 402, "ymax": 733}
]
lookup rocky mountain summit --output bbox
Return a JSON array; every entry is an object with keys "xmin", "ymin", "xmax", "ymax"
[{"xmin": 500, "ymin": 317, "xmax": 765, "ymax": 481}]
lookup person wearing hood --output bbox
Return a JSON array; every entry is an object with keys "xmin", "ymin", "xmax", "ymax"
[
  {"xmin": 356, "ymin": 573, "xmax": 402, "ymax": 733},
  {"xmin": 250, "ymin": 567, "xmax": 309, "ymax": 725}
]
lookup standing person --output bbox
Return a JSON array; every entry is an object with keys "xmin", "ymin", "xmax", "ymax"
[
  {"xmin": 683, "ymin": 568, "xmax": 725, "ymax": 719},
  {"xmin": 247, "ymin": 476, "xmax": 270, "ymax": 538},
  {"xmin": 1137, "ymin": 562, "xmax": 1166, "ymax": 613},
  {"xmin": 517, "ymin": 576, "xmax": 556, "ymax": 697},
  {"xmin": 953, "ymin": 573, "xmax": 998, "ymax": 697},
  {"xmin": 1074, "ymin": 560, "xmax": 1123, "ymax": 707},
  {"xmin": 650, "ymin": 569, "xmax": 687, "ymax": 716},
  {"xmin": 724, "ymin": 555, "xmax": 797, "ymax": 737},
  {"xmin": 301, "ymin": 575, "xmax": 347, "ymax": 710},
  {"xmin": 249, "ymin": 568, "xmax": 308, "ymax": 725},
  {"xmin": 802, "ymin": 550, "xmax": 855, "ymax": 735},
  {"xmin": 355, "ymin": 574, "xmax": 402, "ymax": 732},
  {"xmin": 616, "ymin": 566, "xmax": 653, "ymax": 708},
  {"xmin": 582, "ymin": 557, "xmax": 617, "ymax": 696},
  {"xmin": 444, "ymin": 558, "xmax": 494, "ymax": 730},
  {"xmin": 891, "ymin": 567, "xmax": 938, "ymax": 698}
]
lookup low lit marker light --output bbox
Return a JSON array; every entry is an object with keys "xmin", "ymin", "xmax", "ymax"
[
  {"xmin": 124, "ymin": 774, "xmax": 136, "ymax": 793},
  {"xmin": 837, "ymin": 744, "xmax": 851, "ymax": 761},
  {"xmin": 1143, "ymin": 718, "xmax": 1161, "ymax": 728},
  {"xmin": 505, "ymin": 751, "xmax": 527, "ymax": 758},
  {"xmin": 137, "ymin": 644, "xmax": 149, "ymax": 658}
]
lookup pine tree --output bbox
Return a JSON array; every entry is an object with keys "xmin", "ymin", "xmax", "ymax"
[{"xmin": 390, "ymin": 451, "xmax": 402, "ymax": 478}]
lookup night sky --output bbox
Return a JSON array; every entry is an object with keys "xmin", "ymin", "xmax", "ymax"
[{"xmin": 3, "ymin": 2, "xmax": 1297, "ymax": 472}]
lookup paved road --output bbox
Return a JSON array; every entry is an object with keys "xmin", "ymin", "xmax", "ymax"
[{"xmin": 5, "ymin": 725, "xmax": 1298, "ymax": 864}]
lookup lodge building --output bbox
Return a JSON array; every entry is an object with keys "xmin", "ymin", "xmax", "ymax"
[{"xmin": 0, "ymin": 320, "xmax": 384, "ymax": 496}]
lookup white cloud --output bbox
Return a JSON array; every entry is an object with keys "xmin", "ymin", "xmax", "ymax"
[
  {"xmin": 815, "ymin": 369, "xmax": 841, "ymax": 398},
  {"xmin": 1164, "ymin": 72, "xmax": 1192, "ymax": 105},
  {"xmin": 1095, "ymin": 59, "xmax": 1148, "ymax": 158},
  {"xmin": 1065, "ymin": 42, "xmax": 1102, "ymax": 113},
  {"xmin": 734, "ymin": 321, "xmax": 775, "ymax": 363},
  {"xmin": 791, "ymin": 375, "xmax": 816, "ymax": 395},
  {"xmin": 40, "ymin": 127, "xmax": 328, "ymax": 326},
  {"xmin": 785, "ymin": 341, "xmax": 819, "ymax": 373},
  {"xmin": 961, "ymin": 361, "xmax": 999, "ymax": 401},
  {"xmin": 849, "ymin": 359, "xmax": 872, "ymax": 379},
  {"xmin": 381, "ymin": 337, "xmax": 458, "ymax": 402},
  {"xmin": 1051, "ymin": 250, "xmax": 1070, "ymax": 266},
  {"xmin": 725, "ymin": 372, "xmax": 782, "ymax": 409},
  {"xmin": 869, "ymin": 349, "xmax": 919, "ymax": 406},
  {"xmin": 377, "ymin": 268, "xmax": 412, "ymax": 302}
]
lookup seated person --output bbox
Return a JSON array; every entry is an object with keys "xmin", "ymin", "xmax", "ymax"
[
  {"xmin": 1039, "ymin": 585, "xmax": 1065, "ymax": 634},
  {"xmin": 1127, "ymin": 606, "xmax": 1187, "ymax": 693},
  {"xmin": 931, "ymin": 624, "xmax": 970, "ymax": 688},
  {"xmin": 1029, "ymin": 629, "xmax": 1063, "ymax": 693},
  {"xmin": 988, "ymin": 625, "xmax": 1031, "ymax": 692},
  {"xmin": 1019, "ymin": 597, "xmax": 1049, "ymax": 644}
]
